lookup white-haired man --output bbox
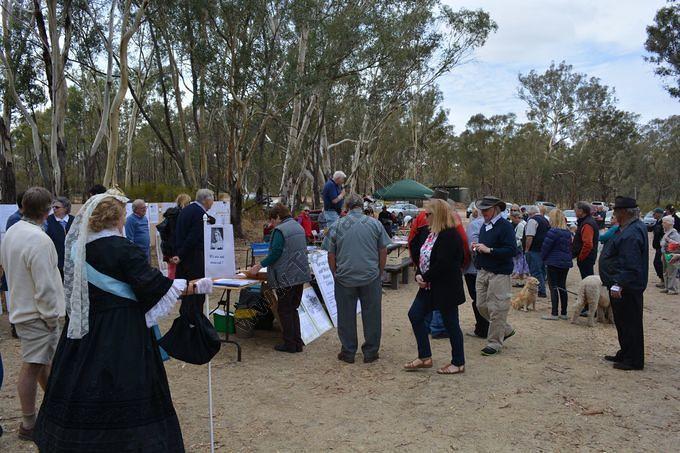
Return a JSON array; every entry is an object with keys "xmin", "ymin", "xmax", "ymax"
[
  {"xmin": 125, "ymin": 199, "xmax": 150, "ymax": 260},
  {"xmin": 172, "ymin": 189, "xmax": 215, "ymax": 311},
  {"xmin": 321, "ymin": 171, "xmax": 346, "ymax": 228}
]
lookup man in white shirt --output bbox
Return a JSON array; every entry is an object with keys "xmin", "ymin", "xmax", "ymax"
[{"xmin": 0, "ymin": 186, "xmax": 65, "ymax": 441}]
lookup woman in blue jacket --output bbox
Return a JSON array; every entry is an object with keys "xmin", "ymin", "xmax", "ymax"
[{"xmin": 541, "ymin": 209, "xmax": 573, "ymax": 320}]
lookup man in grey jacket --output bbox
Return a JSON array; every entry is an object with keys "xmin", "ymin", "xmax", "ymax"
[{"xmin": 328, "ymin": 194, "xmax": 391, "ymax": 364}]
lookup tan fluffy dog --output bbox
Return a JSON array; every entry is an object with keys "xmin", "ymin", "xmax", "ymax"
[
  {"xmin": 511, "ymin": 277, "xmax": 539, "ymax": 311},
  {"xmin": 571, "ymin": 275, "xmax": 613, "ymax": 327}
]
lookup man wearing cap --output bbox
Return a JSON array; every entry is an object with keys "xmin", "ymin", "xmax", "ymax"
[
  {"xmin": 599, "ymin": 196, "xmax": 648, "ymax": 371},
  {"xmin": 471, "ymin": 196, "xmax": 517, "ymax": 356},
  {"xmin": 652, "ymin": 207, "xmax": 666, "ymax": 287}
]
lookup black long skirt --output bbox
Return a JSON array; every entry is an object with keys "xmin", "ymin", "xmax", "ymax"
[{"xmin": 33, "ymin": 298, "xmax": 184, "ymax": 452}]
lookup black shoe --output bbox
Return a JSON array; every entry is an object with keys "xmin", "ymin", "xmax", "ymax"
[
  {"xmin": 18, "ymin": 424, "xmax": 33, "ymax": 441},
  {"xmin": 363, "ymin": 354, "xmax": 379, "ymax": 363},
  {"xmin": 481, "ymin": 346, "xmax": 498, "ymax": 356},
  {"xmin": 274, "ymin": 344, "xmax": 297, "ymax": 353},
  {"xmin": 431, "ymin": 332, "xmax": 450, "ymax": 339},
  {"xmin": 604, "ymin": 355, "xmax": 622, "ymax": 363},
  {"xmin": 11, "ymin": 324, "xmax": 17, "ymax": 339},
  {"xmin": 337, "ymin": 352, "xmax": 355, "ymax": 364},
  {"xmin": 538, "ymin": 293, "xmax": 547, "ymax": 299},
  {"xmin": 613, "ymin": 362, "xmax": 643, "ymax": 371},
  {"xmin": 504, "ymin": 329, "xmax": 516, "ymax": 341}
]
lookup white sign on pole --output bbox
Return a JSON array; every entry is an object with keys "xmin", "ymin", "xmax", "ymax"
[
  {"xmin": 203, "ymin": 220, "xmax": 236, "ymax": 279},
  {"xmin": 208, "ymin": 201, "xmax": 231, "ymax": 225}
]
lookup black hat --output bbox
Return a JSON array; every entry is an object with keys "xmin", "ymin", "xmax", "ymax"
[
  {"xmin": 428, "ymin": 188, "xmax": 449, "ymax": 200},
  {"xmin": 613, "ymin": 196, "xmax": 637, "ymax": 209},
  {"xmin": 475, "ymin": 196, "xmax": 506, "ymax": 212}
]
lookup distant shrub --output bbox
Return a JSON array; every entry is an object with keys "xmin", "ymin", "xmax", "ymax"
[{"xmin": 123, "ymin": 183, "xmax": 194, "ymax": 202}]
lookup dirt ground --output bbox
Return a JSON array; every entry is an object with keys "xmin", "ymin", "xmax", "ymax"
[{"xmin": 1, "ymin": 233, "xmax": 679, "ymax": 452}]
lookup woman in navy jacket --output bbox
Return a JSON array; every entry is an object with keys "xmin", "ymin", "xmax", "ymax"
[{"xmin": 540, "ymin": 209, "xmax": 573, "ymax": 320}]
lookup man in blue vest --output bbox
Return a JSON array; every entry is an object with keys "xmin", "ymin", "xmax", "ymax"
[
  {"xmin": 45, "ymin": 196, "xmax": 74, "ymax": 280},
  {"xmin": 472, "ymin": 196, "xmax": 517, "ymax": 356},
  {"xmin": 523, "ymin": 205, "xmax": 549, "ymax": 297}
]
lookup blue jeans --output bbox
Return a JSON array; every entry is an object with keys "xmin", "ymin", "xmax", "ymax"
[
  {"xmin": 408, "ymin": 290, "xmax": 465, "ymax": 366},
  {"xmin": 526, "ymin": 251, "xmax": 547, "ymax": 295},
  {"xmin": 321, "ymin": 210, "xmax": 339, "ymax": 229},
  {"xmin": 425, "ymin": 310, "xmax": 447, "ymax": 336}
]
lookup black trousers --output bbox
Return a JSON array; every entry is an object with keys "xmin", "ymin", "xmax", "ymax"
[
  {"xmin": 653, "ymin": 249, "xmax": 664, "ymax": 280},
  {"xmin": 465, "ymin": 273, "xmax": 489, "ymax": 338},
  {"xmin": 276, "ymin": 284, "xmax": 304, "ymax": 349},
  {"xmin": 577, "ymin": 256, "xmax": 595, "ymax": 279},
  {"xmin": 611, "ymin": 289, "xmax": 644, "ymax": 368},
  {"xmin": 546, "ymin": 266, "xmax": 569, "ymax": 316}
]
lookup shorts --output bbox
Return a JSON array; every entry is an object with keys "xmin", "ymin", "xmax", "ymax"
[{"xmin": 15, "ymin": 318, "xmax": 61, "ymax": 365}]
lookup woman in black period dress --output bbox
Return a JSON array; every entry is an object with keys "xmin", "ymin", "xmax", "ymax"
[{"xmin": 33, "ymin": 192, "xmax": 213, "ymax": 452}]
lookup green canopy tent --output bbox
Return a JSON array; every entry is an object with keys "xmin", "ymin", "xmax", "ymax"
[{"xmin": 373, "ymin": 179, "xmax": 433, "ymax": 201}]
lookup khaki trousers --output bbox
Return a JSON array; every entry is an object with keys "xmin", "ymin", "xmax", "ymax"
[
  {"xmin": 475, "ymin": 269, "xmax": 513, "ymax": 350},
  {"xmin": 663, "ymin": 259, "xmax": 679, "ymax": 292}
]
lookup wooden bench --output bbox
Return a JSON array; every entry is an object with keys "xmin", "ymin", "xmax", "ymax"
[{"xmin": 384, "ymin": 256, "xmax": 412, "ymax": 290}]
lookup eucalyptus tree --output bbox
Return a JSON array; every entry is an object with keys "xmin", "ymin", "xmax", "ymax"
[{"xmin": 645, "ymin": 0, "xmax": 680, "ymax": 99}]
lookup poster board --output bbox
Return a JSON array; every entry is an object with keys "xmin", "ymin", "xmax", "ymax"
[
  {"xmin": 147, "ymin": 203, "xmax": 159, "ymax": 224},
  {"xmin": 298, "ymin": 287, "xmax": 333, "ymax": 344},
  {"xmin": 308, "ymin": 250, "xmax": 360, "ymax": 327},
  {"xmin": 204, "ymin": 221, "xmax": 237, "ymax": 279},
  {"xmin": 208, "ymin": 201, "xmax": 231, "ymax": 225}
]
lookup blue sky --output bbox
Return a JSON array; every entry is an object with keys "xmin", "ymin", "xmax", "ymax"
[{"xmin": 440, "ymin": 0, "xmax": 679, "ymax": 131}]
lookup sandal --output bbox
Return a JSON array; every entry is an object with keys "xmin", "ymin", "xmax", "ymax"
[
  {"xmin": 403, "ymin": 357, "xmax": 433, "ymax": 371},
  {"xmin": 436, "ymin": 364, "xmax": 465, "ymax": 375}
]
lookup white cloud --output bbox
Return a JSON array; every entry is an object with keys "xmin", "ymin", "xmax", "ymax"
[{"xmin": 439, "ymin": 0, "xmax": 679, "ymax": 129}]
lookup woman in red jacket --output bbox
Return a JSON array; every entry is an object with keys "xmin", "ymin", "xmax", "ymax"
[{"xmin": 297, "ymin": 207, "xmax": 313, "ymax": 243}]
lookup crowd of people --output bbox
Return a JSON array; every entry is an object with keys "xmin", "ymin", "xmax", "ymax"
[{"xmin": 1, "ymin": 172, "xmax": 678, "ymax": 448}]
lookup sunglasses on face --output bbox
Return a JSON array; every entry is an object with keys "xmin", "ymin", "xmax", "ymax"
[{"xmin": 53, "ymin": 205, "xmax": 64, "ymax": 210}]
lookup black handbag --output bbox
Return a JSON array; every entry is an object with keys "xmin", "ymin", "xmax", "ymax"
[{"xmin": 159, "ymin": 299, "xmax": 221, "ymax": 365}]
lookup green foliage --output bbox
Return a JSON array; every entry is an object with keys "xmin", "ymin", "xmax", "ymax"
[
  {"xmin": 645, "ymin": 0, "xmax": 680, "ymax": 99},
  {"xmin": 122, "ymin": 182, "xmax": 194, "ymax": 202}
]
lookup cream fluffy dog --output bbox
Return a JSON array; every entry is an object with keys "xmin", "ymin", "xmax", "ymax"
[
  {"xmin": 571, "ymin": 275, "xmax": 613, "ymax": 327},
  {"xmin": 511, "ymin": 277, "xmax": 539, "ymax": 311}
]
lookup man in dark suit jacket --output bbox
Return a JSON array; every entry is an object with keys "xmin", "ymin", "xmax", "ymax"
[
  {"xmin": 45, "ymin": 196, "xmax": 74, "ymax": 280},
  {"xmin": 172, "ymin": 189, "xmax": 214, "ymax": 311}
]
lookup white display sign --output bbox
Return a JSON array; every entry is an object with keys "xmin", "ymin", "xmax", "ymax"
[
  {"xmin": 0, "ymin": 204, "xmax": 17, "ymax": 233},
  {"xmin": 147, "ymin": 203, "xmax": 159, "ymax": 224},
  {"xmin": 308, "ymin": 250, "xmax": 360, "ymax": 327},
  {"xmin": 208, "ymin": 201, "xmax": 230, "ymax": 225},
  {"xmin": 302, "ymin": 287, "xmax": 333, "ymax": 332},
  {"xmin": 203, "ymin": 221, "xmax": 236, "ymax": 279},
  {"xmin": 308, "ymin": 250, "xmax": 338, "ymax": 326}
]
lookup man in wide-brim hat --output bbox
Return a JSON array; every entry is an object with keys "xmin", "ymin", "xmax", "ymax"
[
  {"xmin": 599, "ymin": 196, "xmax": 648, "ymax": 371},
  {"xmin": 470, "ymin": 196, "xmax": 517, "ymax": 356}
]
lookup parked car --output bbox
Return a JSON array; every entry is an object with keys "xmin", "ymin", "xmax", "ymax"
[
  {"xmin": 564, "ymin": 209, "xmax": 577, "ymax": 227},
  {"xmin": 535, "ymin": 201, "xmax": 556, "ymax": 212},
  {"xmin": 642, "ymin": 210, "xmax": 656, "ymax": 231},
  {"xmin": 466, "ymin": 201, "xmax": 476, "ymax": 218},
  {"xmin": 387, "ymin": 203, "xmax": 420, "ymax": 221},
  {"xmin": 591, "ymin": 201, "xmax": 608, "ymax": 212}
]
